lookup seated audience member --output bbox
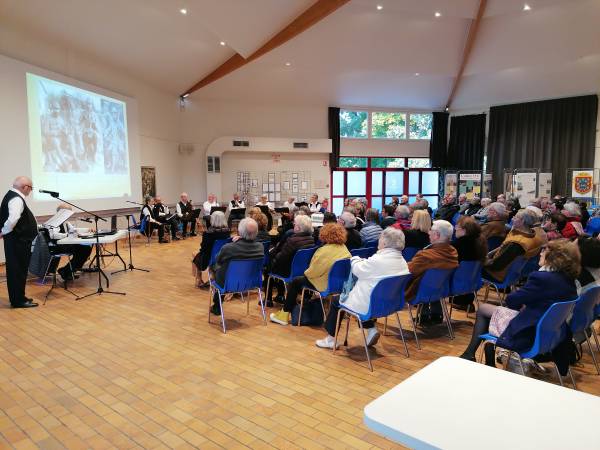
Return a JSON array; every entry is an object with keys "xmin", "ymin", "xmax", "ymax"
[
  {"xmin": 308, "ymin": 194, "xmax": 321, "ymax": 213},
  {"xmin": 400, "ymin": 195, "xmax": 409, "ymax": 205},
  {"xmin": 474, "ymin": 197, "xmax": 492, "ymax": 222},
  {"xmin": 435, "ymin": 194, "xmax": 460, "ymax": 222},
  {"xmin": 141, "ymin": 196, "xmax": 166, "ymax": 242},
  {"xmin": 193, "ymin": 211, "xmax": 230, "ymax": 288},
  {"xmin": 209, "ymin": 218, "xmax": 264, "ymax": 315},
  {"xmin": 561, "ymin": 201, "xmax": 584, "ymax": 240},
  {"xmin": 480, "ymin": 202, "xmax": 508, "ymax": 241},
  {"xmin": 45, "ymin": 203, "xmax": 93, "ymax": 281},
  {"xmin": 405, "ymin": 220, "xmax": 459, "ymax": 323},
  {"xmin": 403, "ymin": 210, "xmax": 431, "ymax": 249},
  {"xmin": 248, "ymin": 207, "xmax": 271, "ymax": 242},
  {"xmin": 451, "ymin": 216, "xmax": 488, "ymax": 309},
  {"xmin": 315, "ymin": 227, "xmax": 410, "ymax": 349},
  {"xmin": 460, "ymin": 239, "xmax": 579, "ymax": 365},
  {"xmin": 338, "ymin": 211, "xmax": 362, "ymax": 250},
  {"xmin": 390, "ymin": 196, "xmax": 399, "ymax": 207},
  {"xmin": 577, "ymin": 236, "xmax": 600, "ymax": 290},
  {"xmin": 419, "ymin": 198, "xmax": 433, "ymax": 216},
  {"xmin": 380, "ymin": 204, "xmax": 396, "ymax": 228},
  {"xmin": 227, "ymin": 192, "xmax": 245, "ymax": 228},
  {"xmin": 203, "ymin": 193, "xmax": 219, "ymax": 228},
  {"xmin": 176, "ymin": 192, "xmax": 197, "ymax": 237},
  {"xmin": 313, "ymin": 212, "xmax": 337, "ymax": 243},
  {"xmin": 496, "ymin": 193, "xmax": 507, "ymax": 205},
  {"xmin": 154, "ymin": 196, "xmax": 180, "ymax": 241},
  {"xmin": 319, "ymin": 198, "xmax": 329, "ymax": 214},
  {"xmin": 360, "ymin": 208, "xmax": 383, "ymax": 245},
  {"xmin": 483, "ymin": 209, "xmax": 544, "ymax": 283},
  {"xmin": 579, "ymin": 201, "xmax": 590, "ymax": 229},
  {"xmin": 267, "ymin": 215, "xmax": 315, "ymax": 303},
  {"xmin": 354, "ymin": 203, "xmax": 366, "ymax": 229},
  {"xmin": 464, "ymin": 197, "xmax": 481, "ymax": 216},
  {"xmin": 392, "ymin": 205, "xmax": 412, "ymax": 230},
  {"xmin": 283, "ymin": 196, "xmax": 296, "ymax": 210},
  {"xmin": 458, "ymin": 194, "xmax": 469, "ymax": 214},
  {"xmin": 543, "ymin": 212, "xmax": 567, "ymax": 241},
  {"xmin": 270, "ymin": 223, "xmax": 351, "ymax": 325}
]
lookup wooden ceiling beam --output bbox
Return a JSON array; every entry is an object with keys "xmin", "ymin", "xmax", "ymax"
[
  {"xmin": 445, "ymin": 0, "xmax": 487, "ymax": 110},
  {"xmin": 181, "ymin": 0, "xmax": 351, "ymax": 97}
]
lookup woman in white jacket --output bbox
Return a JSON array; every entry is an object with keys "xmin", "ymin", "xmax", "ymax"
[{"xmin": 315, "ymin": 227, "xmax": 409, "ymax": 349}]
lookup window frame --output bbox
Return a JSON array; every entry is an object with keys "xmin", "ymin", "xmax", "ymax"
[
  {"xmin": 339, "ymin": 109, "xmax": 433, "ymax": 142},
  {"xmin": 339, "ymin": 109, "xmax": 369, "ymax": 140}
]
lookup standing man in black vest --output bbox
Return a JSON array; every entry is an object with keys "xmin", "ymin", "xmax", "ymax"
[{"xmin": 0, "ymin": 176, "xmax": 38, "ymax": 308}]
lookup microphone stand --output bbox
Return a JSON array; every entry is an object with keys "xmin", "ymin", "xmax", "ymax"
[
  {"xmin": 42, "ymin": 193, "xmax": 126, "ymax": 301},
  {"xmin": 111, "ymin": 213, "xmax": 150, "ymax": 275}
]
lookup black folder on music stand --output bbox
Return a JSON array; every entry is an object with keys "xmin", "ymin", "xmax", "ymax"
[
  {"xmin": 274, "ymin": 207, "xmax": 289, "ymax": 214},
  {"xmin": 210, "ymin": 206, "xmax": 227, "ymax": 215},
  {"xmin": 294, "ymin": 202, "xmax": 308, "ymax": 208}
]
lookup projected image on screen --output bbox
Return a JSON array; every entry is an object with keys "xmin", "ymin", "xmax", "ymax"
[{"xmin": 27, "ymin": 73, "xmax": 132, "ymax": 200}]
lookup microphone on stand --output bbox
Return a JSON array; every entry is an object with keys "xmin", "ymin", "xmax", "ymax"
[
  {"xmin": 39, "ymin": 189, "xmax": 60, "ymax": 198},
  {"xmin": 80, "ymin": 218, "xmax": 93, "ymax": 223}
]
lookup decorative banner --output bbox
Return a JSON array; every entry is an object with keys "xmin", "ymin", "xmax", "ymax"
[
  {"xmin": 458, "ymin": 173, "xmax": 482, "ymax": 200},
  {"xmin": 538, "ymin": 173, "xmax": 552, "ymax": 197},
  {"xmin": 572, "ymin": 170, "xmax": 594, "ymax": 198},
  {"xmin": 444, "ymin": 173, "xmax": 457, "ymax": 196}
]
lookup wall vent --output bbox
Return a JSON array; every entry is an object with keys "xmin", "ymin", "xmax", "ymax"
[
  {"xmin": 293, "ymin": 142, "xmax": 309, "ymax": 149},
  {"xmin": 233, "ymin": 140, "xmax": 250, "ymax": 147}
]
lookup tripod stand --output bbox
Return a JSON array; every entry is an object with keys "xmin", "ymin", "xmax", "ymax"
[
  {"xmin": 112, "ymin": 214, "xmax": 150, "ymax": 275},
  {"xmin": 40, "ymin": 193, "xmax": 126, "ymax": 301}
]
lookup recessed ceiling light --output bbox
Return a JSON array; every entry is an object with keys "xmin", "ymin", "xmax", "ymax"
[
  {"xmin": 285, "ymin": 62, "xmax": 291, "ymax": 66},
  {"xmin": 415, "ymin": 73, "xmax": 420, "ymax": 76},
  {"xmin": 376, "ymin": 5, "xmax": 383, "ymax": 10},
  {"xmin": 219, "ymin": 41, "xmax": 226, "ymax": 46},
  {"xmin": 179, "ymin": 8, "xmax": 187, "ymax": 15},
  {"xmin": 523, "ymin": 3, "xmax": 531, "ymax": 11},
  {"xmin": 434, "ymin": 11, "xmax": 442, "ymax": 17}
]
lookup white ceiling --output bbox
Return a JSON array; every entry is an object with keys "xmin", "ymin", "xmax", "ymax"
[{"xmin": 1, "ymin": 0, "xmax": 599, "ymax": 111}]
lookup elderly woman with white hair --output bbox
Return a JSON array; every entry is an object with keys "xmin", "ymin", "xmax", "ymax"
[
  {"xmin": 316, "ymin": 227, "xmax": 410, "ymax": 349},
  {"xmin": 338, "ymin": 211, "xmax": 362, "ymax": 250},
  {"xmin": 561, "ymin": 201, "xmax": 584, "ymax": 240},
  {"xmin": 193, "ymin": 210, "xmax": 230, "ymax": 288}
]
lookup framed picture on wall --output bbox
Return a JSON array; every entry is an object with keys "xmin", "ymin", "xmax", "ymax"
[{"xmin": 141, "ymin": 166, "xmax": 156, "ymax": 198}]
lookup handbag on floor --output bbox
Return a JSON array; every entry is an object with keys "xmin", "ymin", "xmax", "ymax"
[{"xmin": 291, "ymin": 300, "xmax": 324, "ymax": 326}]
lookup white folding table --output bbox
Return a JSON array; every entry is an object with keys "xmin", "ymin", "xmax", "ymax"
[{"xmin": 364, "ymin": 356, "xmax": 600, "ymax": 450}]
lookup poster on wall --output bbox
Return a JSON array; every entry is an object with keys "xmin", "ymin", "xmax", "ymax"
[
  {"xmin": 458, "ymin": 173, "xmax": 481, "ymax": 200},
  {"xmin": 514, "ymin": 172, "xmax": 537, "ymax": 206},
  {"xmin": 504, "ymin": 172, "xmax": 515, "ymax": 196},
  {"xmin": 571, "ymin": 169, "xmax": 594, "ymax": 198},
  {"xmin": 538, "ymin": 173, "xmax": 552, "ymax": 197},
  {"xmin": 444, "ymin": 173, "xmax": 457, "ymax": 197},
  {"xmin": 141, "ymin": 166, "xmax": 156, "ymax": 198},
  {"xmin": 482, "ymin": 174, "xmax": 493, "ymax": 198}
]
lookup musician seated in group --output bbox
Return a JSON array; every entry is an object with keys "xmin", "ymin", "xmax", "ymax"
[
  {"xmin": 140, "ymin": 196, "xmax": 166, "ymax": 242},
  {"xmin": 153, "ymin": 196, "xmax": 180, "ymax": 241},
  {"xmin": 308, "ymin": 194, "xmax": 321, "ymax": 213},
  {"xmin": 45, "ymin": 203, "xmax": 93, "ymax": 281},
  {"xmin": 209, "ymin": 218, "xmax": 264, "ymax": 316},
  {"xmin": 176, "ymin": 192, "xmax": 197, "ymax": 238},
  {"xmin": 227, "ymin": 192, "xmax": 245, "ymax": 227},
  {"xmin": 256, "ymin": 194, "xmax": 274, "ymax": 210},
  {"xmin": 203, "ymin": 193, "xmax": 219, "ymax": 228},
  {"xmin": 192, "ymin": 211, "xmax": 230, "ymax": 288}
]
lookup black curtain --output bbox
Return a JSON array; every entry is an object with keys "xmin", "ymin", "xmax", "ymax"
[
  {"xmin": 429, "ymin": 111, "xmax": 449, "ymax": 168},
  {"xmin": 447, "ymin": 114, "xmax": 486, "ymax": 170},
  {"xmin": 488, "ymin": 95, "xmax": 598, "ymax": 195},
  {"xmin": 328, "ymin": 107, "xmax": 340, "ymax": 170}
]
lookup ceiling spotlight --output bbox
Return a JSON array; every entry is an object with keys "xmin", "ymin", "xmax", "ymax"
[
  {"xmin": 376, "ymin": 5, "xmax": 383, "ymax": 10},
  {"xmin": 181, "ymin": 93, "xmax": 190, "ymax": 99},
  {"xmin": 415, "ymin": 72, "xmax": 420, "ymax": 76},
  {"xmin": 523, "ymin": 3, "xmax": 531, "ymax": 10},
  {"xmin": 434, "ymin": 11, "xmax": 442, "ymax": 17},
  {"xmin": 219, "ymin": 41, "xmax": 226, "ymax": 46},
  {"xmin": 179, "ymin": 8, "xmax": 187, "ymax": 15},
  {"xmin": 285, "ymin": 62, "xmax": 292, "ymax": 66}
]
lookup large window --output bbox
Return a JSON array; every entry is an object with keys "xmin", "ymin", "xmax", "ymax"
[{"xmin": 339, "ymin": 109, "xmax": 432, "ymax": 140}]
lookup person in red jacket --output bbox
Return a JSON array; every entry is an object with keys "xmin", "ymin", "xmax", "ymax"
[{"xmin": 561, "ymin": 201, "xmax": 584, "ymax": 240}]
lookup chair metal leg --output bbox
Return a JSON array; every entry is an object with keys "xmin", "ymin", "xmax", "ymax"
[
  {"xmin": 585, "ymin": 332, "xmax": 600, "ymax": 375},
  {"xmin": 208, "ymin": 285, "xmax": 213, "ymax": 324},
  {"xmin": 318, "ymin": 293, "xmax": 326, "ymax": 322},
  {"xmin": 357, "ymin": 318, "xmax": 373, "ymax": 372},
  {"xmin": 449, "ymin": 296, "xmax": 454, "ymax": 320},
  {"xmin": 554, "ymin": 364, "xmax": 565, "ymax": 387},
  {"xmin": 298, "ymin": 288, "xmax": 306, "ymax": 326},
  {"xmin": 257, "ymin": 288, "xmax": 267, "ymax": 325},
  {"xmin": 592, "ymin": 326, "xmax": 600, "ymax": 354},
  {"xmin": 568, "ymin": 367, "xmax": 577, "ymax": 390},
  {"xmin": 333, "ymin": 307, "xmax": 344, "ymax": 355},
  {"xmin": 383, "ymin": 317, "xmax": 388, "ymax": 336},
  {"xmin": 344, "ymin": 314, "xmax": 350, "ymax": 346},
  {"xmin": 394, "ymin": 312, "xmax": 409, "ymax": 358},
  {"xmin": 265, "ymin": 276, "xmax": 272, "ymax": 301},
  {"xmin": 407, "ymin": 305, "xmax": 421, "ymax": 350},
  {"xmin": 439, "ymin": 299, "xmax": 454, "ymax": 340},
  {"xmin": 217, "ymin": 291, "xmax": 226, "ymax": 334}
]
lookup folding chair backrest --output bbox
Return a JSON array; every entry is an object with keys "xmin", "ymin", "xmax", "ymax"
[
  {"xmin": 139, "ymin": 216, "xmax": 148, "ymax": 234},
  {"xmin": 487, "ymin": 236, "xmax": 504, "ymax": 252},
  {"xmin": 223, "ymin": 258, "xmax": 264, "ymax": 293},
  {"xmin": 526, "ymin": 300, "xmax": 577, "ymax": 357},
  {"xmin": 289, "ymin": 247, "xmax": 318, "ymax": 278},
  {"xmin": 365, "ymin": 274, "xmax": 412, "ymax": 320},
  {"xmin": 363, "ymin": 240, "xmax": 379, "ymax": 249},
  {"xmin": 413, "ymin": 267, "xmax": 455, "ymax": 304},
  {"xmin": 502, "ymin": 256, "xmax": 528, "ymax": 286},
  {"xmin": 450, "ymin": 260, "xmax": 482, "ymax": 296},
  {"xmin": 350, "ymin": 247, "xmax": 375, "ymax": 258},
  {"xmin": 585, "ymin": 217, "xmax": 600, "ymax": 235},
  {"xmin": 570, "ymin": 286, "xmax": 600, "ymax": 335},
  {"xmin": 521, "ymin": 254, "xmax": 541, "ymax": 279},
  {"xmin": 402, "ymin": 246, "xmax": 419, "ymax": 262},
  {"xmin": 324, "ymin": 258, "xmax": 351, "ymax": 295},
  {"xmin": 451, "ymin": 212, "xmax": 461, "ymax": 226},
  {"xmin": 209, "ymin": 237, "xmax": 233, "ymax": 267},
  {"xmin": 261, "ymin": 240, "xmax": 270, "ymax": 266}
]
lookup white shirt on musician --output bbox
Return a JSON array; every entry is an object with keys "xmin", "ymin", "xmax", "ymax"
[{"xmin": 203, "ymin": 200, "xmax": 219, "ymax": 215}]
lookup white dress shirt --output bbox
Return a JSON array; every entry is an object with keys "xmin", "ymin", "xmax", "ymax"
[
  {"xmin": 1, "ymin": 188, "xmax": 27, "ymax": 236},
  {"xmin": 228, "ymin": 199, "xmax": 245, "ymax": 212},
  {"xmin": 256, "ymin": 201, "xmax": 273, "ymax": 210},
  {"xmin": 203, "ymin": 201, "xmax": 219, "ymax": 215},
  {"xmin": 47, "ymin": 221, "xmax": 76, "ymax": 240},
  {"xmin": 309, "ymin": 202, "xmax": 321, "ymax": 213}
]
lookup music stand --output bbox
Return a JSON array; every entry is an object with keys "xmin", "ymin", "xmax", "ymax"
[
  {"xmin": 294, "ymin": 202, "xmax": 308, "ymax": 208},
  {"xmin": 210, "ymin": 206, "xmax": 227, "ymax": 214},
  {"xmin": 274, "ymin": 207, "xmax": 289, "ymax": 214},
  {"xmin": 112, "ymin": 214, "xmax": 150, "ymax": 275}
]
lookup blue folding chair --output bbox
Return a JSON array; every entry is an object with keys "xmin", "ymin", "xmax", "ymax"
[
  {"xmin": 570, "ymin": 286, "xmax": 600, "ymax": 375},
  {"xmin": 520, "ymin": 254, "xmax": 541, "ymax": 279},
  {"xmin": 350, "ymin": 247, "xmax": 377, "ymax": 258},
  {"xmin": 450, "ymin": 212, "xmax": 461, "ymax": 225},
  {"xmin": 402, "ymin": 246, "xmax": 419, "ymax": 262},
  {"xmin": 487, "ymin": 236, "xmax": 504, "ymax": 252},
  {"xmin": 261, "ymin": 240, "xmax": 270, "ymax": 267},
  {"xmin": 407, "ymin": 268, "xmax": 456, "ymax": 349},
  {"xmin": 363, "ymin": 240, "xmax": 379, "ymax": 248},
  {"xmin": 479, "ymin": 299, "xmax": 578, "ymax": 388},
  {"xmin": 585, "ymin": 217, "xmax": 600, "ymax": 236},
  {"xmin": 334, "ymin": 274, "xmax": 413, "ymax": 371},
  {"xmin": 300, "ymin": 258, "xmax": 351, "ymax": 326},
  {"xmin": 449, "ymin": 260, "xmax": 483, "ymax": 318},
  {"xmin": 265, "ymin": 247, "xmax": 317, "ymax": 299},
  {"xmin": 208, "ymin": 258, "xmax": 266, "ymax": 333},
  {"xmin": 208, "ymin": 238, "xmax": 233, "ymax": 268},
  {"xmin": 482, "ymin": 256, "xmax": 527, "ymax": 305}
]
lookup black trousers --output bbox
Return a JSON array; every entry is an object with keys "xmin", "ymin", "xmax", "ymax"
[
  {"xmin": 325, "ymin": 300, "xmax": 375, "ymax": 337},
  {"xmin": 156, "ymin": 217, "xmax": 178, "ymax": 239},
  {"xmin": 283, "ymin": 276, "xmax": 316, "ymax": 312},
  {"xmin": 3, "ymin": 234, "xmax": 32, "ymax": 306},
  {"xmin": 52, "ymin": 244, "xmax": 93, "ymax": 274},
  {"xmin": 181, "ymin": 219, "xmax": 195, "ymax": 235}
]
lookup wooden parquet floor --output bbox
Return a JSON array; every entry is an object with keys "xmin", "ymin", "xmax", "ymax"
[{"xmin": 1, "ymin": 235, "xmax": 600, "ymax": 449}]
